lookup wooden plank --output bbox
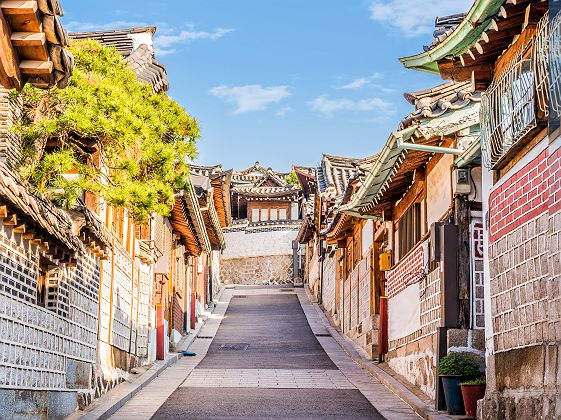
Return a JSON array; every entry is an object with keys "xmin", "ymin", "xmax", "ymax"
[
  {"xmin": 0, "ymin": 205, "xmax": 7, "ymax": 218},
  {"xmin": 0, "ymin": 10, "xmax": 22, "ymax": 89},
  {"xmin": 3, "ymin": 213, "xmax": 16, "ymax": 225},
  {"xmin": 12, "ymin": 32, "xmax": 48, "ymax": 61},
  {"xmin": 0, "ymin": 1, "xmax": 37, "ymax": 14},
  {"xmin": 11, "ymin": 31, "xmax": 44, "ymax": 46},
  {"xmin": 13, "ymin": 223, "xmax": 25, "ymax": 233},
  {"xmin": 19, "ymin": 59, "xmax": 52, "ymax": 74},
  {"xmin": 4, "ymin": 8, "xmax": 41, "ymax": 33}
]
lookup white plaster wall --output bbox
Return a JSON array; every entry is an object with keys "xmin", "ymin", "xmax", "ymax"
[
  {"xmin": 426, "ymin": 154, "xmax": 453, "ymax": 227},
  {"xmin": 222, "ymin": 229, "xmax": 298, "ymax": 259},
  {"xmin": 362, "ymin": 220, "xmax": 373, "ymax": 253}
]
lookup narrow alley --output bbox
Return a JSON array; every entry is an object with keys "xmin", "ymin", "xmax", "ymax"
[{"xmin": 108, "ymin": 286, "xmax": 419, "ymax": 420}]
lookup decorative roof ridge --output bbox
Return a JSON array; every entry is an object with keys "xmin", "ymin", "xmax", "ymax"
[{"xmin": 70, "ymin": 26, "xmax": 157, "ymax": 37}]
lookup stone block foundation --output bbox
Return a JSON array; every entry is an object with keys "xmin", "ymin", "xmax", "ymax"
[{"xmin": 220, "ymin": 255, "xmax": 294, "ymax": 285}]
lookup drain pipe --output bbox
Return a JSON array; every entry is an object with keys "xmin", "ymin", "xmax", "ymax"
[{"xmin": 396, "ymin": 135, "xmax": 464, "ymax": 155}]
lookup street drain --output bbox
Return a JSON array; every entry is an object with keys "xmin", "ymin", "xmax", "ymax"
[
  {"xmin": 234, "ymin": 295, "xmax": 248, "ymax": 298},
  {"xmin": 280, "ymin": 288, "xmax": 294, "ymax": 292},
  {"xmin": 197, "ymin": 336, "xmax": 214, "ymax": 339},
  {"xmin": 315, "ymin": 333, "xmax": 331, "ymax": 337},
  {"xmin": 219, "ymin": 343, "xmax": 250, "ymax": 351}
]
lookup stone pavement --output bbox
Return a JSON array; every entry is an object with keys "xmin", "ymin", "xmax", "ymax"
[{"xmin": 108, "ymin": 285, "xmax": 421, "ymax": 420}]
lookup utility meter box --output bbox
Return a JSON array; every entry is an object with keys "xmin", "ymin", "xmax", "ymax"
[
  {"xmin": 379, "ymin": 251, "xmax": 392, "ymax": 272},
  {"xmin": 453, "ymin": 168, "xmax": 471, "ymax": 196}
]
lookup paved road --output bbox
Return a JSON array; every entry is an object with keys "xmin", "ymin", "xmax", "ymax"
[{"xmin": 110, "ymin": 286, "xmax": 420, "ymax": 420}]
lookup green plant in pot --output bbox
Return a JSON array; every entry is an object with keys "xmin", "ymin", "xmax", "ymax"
[
  {"xmin": 439, "ymin": 353, "xmax": 480, "ymax": 415},
  {"xmin": 461, "ymin": 377, "xmax": 486, "ymax": 418}
]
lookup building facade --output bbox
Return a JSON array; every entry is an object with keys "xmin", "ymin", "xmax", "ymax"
[
  {"xmin": 401, "ymin": 1, "xmax": 560, "ymax": 417},
  {"xmin": 221, "ymin": 162, "xmax": 302, "ymax": 285}
]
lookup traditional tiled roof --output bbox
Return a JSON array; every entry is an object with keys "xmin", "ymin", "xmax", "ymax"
[
  {"xmin": 191, "ymin": 174, "xmax": 225, "ymax": 251},
  {"xmin": 232, "ymin": 185, "xmax": 299, "ymax": 198},
  {"xmin": 0, "ymin": 161, "xmax": 83, "ymax": 253},
  {"xmin": 317, "ymin": 154, "xmax": 378, "ymax": 200},
  {"xmin": 400, "ymin": 81, "xmax": 481, "ymax": 129},
  {"xmin": 70, "ymin": 27, "xmax": 168, "ymax": 93},
  {"xmin": 233, "ymin": 162, "xmax": 287, "ymax": 187},
  {"xmin": 424, "ymin": 13, "xmax": 467, "ymax": 52},
  {"xmin": 340, "ymin": 80, "xmax": 481, "ymax": 218},
  {"xmin": 190, "ymin": 164, "xmax": 233, "ymax": 228}
]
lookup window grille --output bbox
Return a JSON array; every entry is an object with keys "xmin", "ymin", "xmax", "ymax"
[
  {"xmin": 481, "ymin": 15, "xmax": 549, "ymax": 168},
  {"xmin": 550, "ymin": 9, "xmax": 561, "ymax": 118}
]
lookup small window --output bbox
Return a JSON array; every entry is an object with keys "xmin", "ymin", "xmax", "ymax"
[
  {"xmin": 279, "ymin": 209, "xmax": 287, "ymax": 220},
  {"xmin": 260, "ymin": 208, "xmax": 269, "ymax": 222},
  {"xmin": 398, "ymin": 203, "xmax": 422, "ymax": 260},
  {"xmin": 270, "ymin": 208, "xmax": 278, "ymax": 221},
  {"xmin": 251, "ymin": 208, "xmax": 259, "ymax": 222}
]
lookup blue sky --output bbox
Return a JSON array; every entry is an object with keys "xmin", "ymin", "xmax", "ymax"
[{"xmin": 63, "ymin": 0, "xmax": 472, "ymax": 172}]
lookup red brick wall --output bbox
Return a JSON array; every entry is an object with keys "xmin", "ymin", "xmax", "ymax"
[
  {"xmin": 489, "ymin": 149, "xmax": 549, "ymax": 242},
  {"xmin": 385, "ymin": 243, "xmax": 425, "ymax": 299},
  {"xmin": 548, "ymin": 146, "xmax": 561, "ymax": 214}
]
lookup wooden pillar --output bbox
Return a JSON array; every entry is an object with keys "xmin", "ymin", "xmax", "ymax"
[{"xmin": 455, "ymin": 196, "xmax": 471, "ymax": 329}]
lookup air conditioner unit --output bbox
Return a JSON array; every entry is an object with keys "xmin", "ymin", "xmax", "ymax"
[{"xmin": 452, "ymin": 168, "xmax": 471, "ymax": 196}]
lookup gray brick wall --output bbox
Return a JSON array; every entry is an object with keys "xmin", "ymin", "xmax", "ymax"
[{"xmin": 489, "ymin": 214, "xmax": 549, "ymax": 352}]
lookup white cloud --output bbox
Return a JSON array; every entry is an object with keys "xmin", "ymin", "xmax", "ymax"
[
  {"xmin": 210, "ymin": 85, "xmax": 291, "ymax": 115},
  {"xmin": 338, "ymin": 73, "xmax": 382, "ymax": 90},
  {"xmin": 309, "ymin": 95, "xmax": 390, "ymax": 115},
  {"xmin": 276, "ymin": 106, "xmax": 294, "ymax": 117},
  {"xmin": 369, "ymin": 0, "xmax": 472, "ymax": 38},
  {"xmin": 155, "ymin": 27, "xmax": 234, "ymax": 48}
]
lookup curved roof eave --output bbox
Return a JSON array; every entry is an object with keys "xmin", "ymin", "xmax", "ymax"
[{"xmin": 399, "ymin": 0, "xmax": 504, "ymax": 73}]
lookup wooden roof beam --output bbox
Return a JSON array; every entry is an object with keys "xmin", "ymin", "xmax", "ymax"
[
  {"xmin": 19, "ymin": 59, "xmax": 51, "ymax": 74},
  {"xmin": 0, "ymin": 1, "xmax": 38, "ymax": 15}
]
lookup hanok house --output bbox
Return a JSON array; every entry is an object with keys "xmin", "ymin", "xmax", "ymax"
[
  {"xmin": 402, "ymin": 1, "xmax": 561, "ymax": 418},
  {"xmin": 339, "ymin": 81, "xmax": 484, "ymax": 404},
  {"xmin": 0, "ymin": 0, "xmax": 74, "ymax": 90},
  {"xmin": 298, "ymin": 154, "xmax": 382, "ymax": 358},
  {"xmin": 221, "ymin": 162, "xmax": 303, "ymax": 285},
  {"xmin": 63, "ymin": 26, "xmax": 173, "ymax": 405}
]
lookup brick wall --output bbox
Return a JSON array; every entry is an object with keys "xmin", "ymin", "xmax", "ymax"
[
  {"xmin": 489, "ymin": 149, "xmax": 549, "ymax": 242},
  {"xmin": 481, "ymin": 138, "xmax": 561, "ymax": 420},
  {"xmin": 386, "ymin": 242, "xmax": 425, "ymax": 299}
]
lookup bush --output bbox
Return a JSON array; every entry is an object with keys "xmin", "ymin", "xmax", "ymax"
[
  {"xmin": 461, "ymin": 377, "xmax": 486, "ymax": 386},
  {"xmin": 439, "ymin": 353, "xmax": 480, "ymax": 376}
]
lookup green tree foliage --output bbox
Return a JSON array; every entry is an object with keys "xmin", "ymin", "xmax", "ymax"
[
  {"xmin": 14, "ymin": 39, "xmax": 200, "ymax": 222},
  {"xmin": 285, "ymin": 170, "xmax": 301, "ymax": 187}
]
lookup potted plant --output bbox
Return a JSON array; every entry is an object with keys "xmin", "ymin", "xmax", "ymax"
[
  {"xmin": 461, "ymin": 377, "xmax": 486, "ymax": 418},
  {"xmin": 438, "ymin": 353, "xmax": 480, "ymax": 415}
]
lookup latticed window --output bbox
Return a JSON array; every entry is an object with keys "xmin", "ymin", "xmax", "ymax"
[{"xmin": 481, "ymin": 14, "xmax": 549, "ymax": 168}]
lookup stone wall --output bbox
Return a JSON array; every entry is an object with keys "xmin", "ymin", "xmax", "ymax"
[
  {"xmin": 480, "ymin": 140, "xmax": 561, "ymax": 420},
  {"xmin": 220, "ymin": 255, "xmax": 293, "ymax": 285},
  {"xmin": 220, "ymin": 224, "xmax": 299, "ymax": 285}
]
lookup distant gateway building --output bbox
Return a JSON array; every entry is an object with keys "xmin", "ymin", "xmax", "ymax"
[{"xmin": 222, "ymin": 162, "xmax": 303, "ymax": 284}]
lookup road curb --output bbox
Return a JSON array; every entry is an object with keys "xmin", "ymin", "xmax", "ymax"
[
  {"xmin": 308, "ymin": 294, "xmax": 453, "ymax": 420},
  {"xmin": 67, "ymin": 290, "xmax": 223, "ymax": 420}
]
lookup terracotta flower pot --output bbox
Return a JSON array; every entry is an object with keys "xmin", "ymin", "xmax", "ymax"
[{"xmin": 461, "ymin": 383, "xmax": 486, "ymax": 418}]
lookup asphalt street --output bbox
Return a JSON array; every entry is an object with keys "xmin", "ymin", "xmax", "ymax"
[{"xmin": 151, "ymin": 289, "xmax": 385, "ymax": 419}]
